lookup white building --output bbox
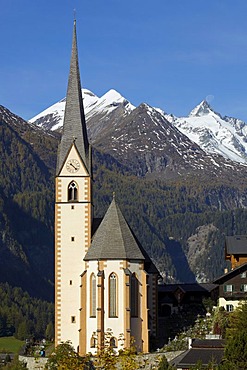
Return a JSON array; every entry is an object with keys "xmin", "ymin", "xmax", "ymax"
[{"xmin": 55, "ymin": 20, "xmax": 158, "ymax": 356}]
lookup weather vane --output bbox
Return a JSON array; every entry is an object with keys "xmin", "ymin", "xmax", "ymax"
[{"xmin": 74, "ymin": 8, "xmax": 76, "ymax": 22}]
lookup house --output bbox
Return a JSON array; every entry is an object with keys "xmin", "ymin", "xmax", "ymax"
[
  {"xmin": 225, "ymin": 235, "xmax": 247, "ymax": 269},
  {"xmin": 213, "ymin": 262, "xmax": 247, "ymax": 311},
  {"xmin": 171, "ymin": 339, "xmax": 225, "ymax": 370},
  {"xmin": 54, "ymin": 20, "xmax": 158, "ymax": 355},
  {"xmin": 158, "ymin": 283, "xmax": 218, "ymax": 317}
]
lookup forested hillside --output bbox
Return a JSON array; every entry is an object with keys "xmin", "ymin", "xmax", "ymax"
[
  {"xmin": 0, "ymin": 106, "xmax": 57, "ymax": 300},
  {"xmin": 1, "ymin": 104, "xmax": 247, "ymax": 298},
  {"xmin": 0, "ymin": 283, "xmax": 54, "ymax": 340},
  {"xmin": 92, "ymin": 155, "xmax": 247, "ymax": 282}
]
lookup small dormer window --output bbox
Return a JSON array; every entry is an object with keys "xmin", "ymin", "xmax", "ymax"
[{"xmin": 68, "ymin": 181, "xmax": 78, "ymax": 201}]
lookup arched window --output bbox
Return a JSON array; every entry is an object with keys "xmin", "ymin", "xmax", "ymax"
[
  {"xmin": 110, "ymin": 337, "xmax": 117, "ymax": 348},
  {"xmin": 68, "ymin": 181, "xmax": 78, "ymax": 201},
  {"xmin": 90, "ymin": 273, "xmax": 96, "ymax": 317},
  {"xmin": 131, "ymin": 273, "xmax": 139, "ymax": 317},
  {"xmin": 109, "ymin": 273, "xmax": 117, "ymax": 317},
  {"xmin": 90, "ymin": 334, "xmax": 97, "ymax": 348}
]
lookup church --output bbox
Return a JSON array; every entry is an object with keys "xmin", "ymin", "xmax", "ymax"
[{"xmin": 55, "ymin": 20, "xmax": 158, "ymax": 356}]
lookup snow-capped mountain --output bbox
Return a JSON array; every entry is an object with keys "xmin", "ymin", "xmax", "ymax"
[
  {"xmin": 30, "ymin": 89, "xmax": 135, "ymax": 133},
  {"xmin": 165, "ymin": 100, "xmax": 247, "ymax": 164},
  {"xmin": 30, "ymin": 91, "xmax": 247, "ymax": 170}
]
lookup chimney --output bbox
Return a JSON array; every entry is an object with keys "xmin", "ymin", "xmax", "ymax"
[{"xmin": 188, "ymin": 337, "xmax": 192, "ymax": 349}]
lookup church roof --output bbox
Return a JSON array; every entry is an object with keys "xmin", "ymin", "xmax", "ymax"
[
  {"xmin": 84, "ymin": 197, "xmax": 145, "ymax": 261},
  {"xmin": 56, "ymin": 20, "xmax": 90, "ymax": 175}
]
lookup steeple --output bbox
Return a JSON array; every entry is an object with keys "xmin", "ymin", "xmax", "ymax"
[{"xmin": 56, "ymin": 20, "xmax": 90, "ymax": 174}]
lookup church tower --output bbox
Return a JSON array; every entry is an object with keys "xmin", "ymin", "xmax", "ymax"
[
  {"xmin": 55, "ymin": 20, "xmax": 92, "ymax": 351},
  {"xmin": 55, "ymin": 20, "xmax": 158, "ymax": 356}
]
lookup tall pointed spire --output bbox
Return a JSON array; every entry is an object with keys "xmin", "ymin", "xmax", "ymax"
[{"xmin": 56, "ymin": 20, "xmax": 90, "ymax": 174}]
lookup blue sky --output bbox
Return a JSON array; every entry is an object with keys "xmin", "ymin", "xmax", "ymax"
[{"xmin": 1, "ymin": 0, "xmax": 247, "ymax": 121}]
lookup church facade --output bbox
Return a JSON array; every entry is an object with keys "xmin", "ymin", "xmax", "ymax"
[{"xmin": 55, "ymin": 21, "xmax": 158, "ymax": 356}]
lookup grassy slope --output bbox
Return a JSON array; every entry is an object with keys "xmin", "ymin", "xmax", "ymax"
[{"xmin": 0, "ymin": 337, "xmax": 24, "ymax": 353}]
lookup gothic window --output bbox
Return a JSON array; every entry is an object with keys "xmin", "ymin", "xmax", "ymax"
[
  {"xmin": 110, "ymin": 337, "xmax": 117, "ymax": 348},
  {"xmin": 109, "ymin": 273, "xmax": 117, "ymax": 317},
  {"xmin": 68, "ymin": 181, "xmax": 78, "ymax": 201},
  {"xmin": 131, "ymin": 273, "xmax": 139, "ymax": 317},
  {"xmin": 90, "ymin": 273, "xmax": 96, "ymax": 317}
]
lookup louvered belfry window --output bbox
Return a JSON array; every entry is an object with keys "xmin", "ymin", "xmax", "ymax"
[
  {"xmin": 109, "ymin": 273, "xmax": 117, "ymax": 317},
  {"xmin": 90, "ymin": 273, "xmax": 96, "ymax": 317},
  {"xmin": 68, "ymin": 181, "xmax": 78, "ymax": 201},
  {"xmin": 131, "ymin": 273, "xmax": 139, "ymax": 317}
]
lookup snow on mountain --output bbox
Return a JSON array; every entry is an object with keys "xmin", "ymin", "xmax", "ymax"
[
  {"xmin": 165, "ymin": 100, "xmax": 247, "ymax": 164},
  {"xmin": 30, "ymin": 88, "xmax": 247, "ymax": 167},
  {"xmin": 29, "ymin": 89, "xmax": 135, "ymax": 132}
]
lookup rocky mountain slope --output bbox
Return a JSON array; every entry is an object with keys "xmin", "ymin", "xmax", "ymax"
[{"xmin": 166, "ymin": 100, "xmax": 247, "ymax": 164}]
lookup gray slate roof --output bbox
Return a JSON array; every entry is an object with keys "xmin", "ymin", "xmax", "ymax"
[
  {"xmin": 171, "ymin": 348, "xmax": 224, "ymax": 368},
  {"xmin": 84, "ymin": 198, "xmax": 145, "ymax": 261},
  {"xmin": 225, "ymin": 235, "xmax": 247, "ymax": 254},
  {"xmin": 56, "ymin": 20, "xmax": 90, "ymax": 175}
]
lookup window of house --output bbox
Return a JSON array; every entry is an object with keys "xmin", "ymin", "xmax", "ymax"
[
  {"xmin": 68, "ymin": 181, "xmax": 78, "ymax": 201},
  {"xmin": 71, "ymin": 237, "xmax": 75, "ymax": 241},
  {"xmin": 241, "ymin": 272, "xmax": 247, "ymax": 278},
  {"xmin": 109, "ymin": 273, "xmax": 117, "ymax": 317},
  {"xmin": 226, "ymin": 304, "xmax": 234, "ymax": 312},
  {"xmin": 71, "ymin": 316, "xmax": 76, "ymax": 323},
  {"xmin": 110, "ymin": 337, "xmax": 117, "ymax": 348},
  {"xmin": 90, "ymin": 273, "xmax": 96, "ymax": 317},
  {"xmin": 224, "ymin": 284, "xmax": 234, "ymax": 292},
  {"xmin": 69, "ymin": 280, "xmax": 72, "ymax": 285},
  {"xmin": 241, "ymin": 284, "xmax": 247, "ymax": 292},
  {"xmin": 131, "ymin": 273, "xmax": 138, "ymax": 317}
]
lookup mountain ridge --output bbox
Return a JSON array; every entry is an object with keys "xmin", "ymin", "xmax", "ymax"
[{"xmin": 30, "ymin": 90, "xmax": 247, "ymax": 167}]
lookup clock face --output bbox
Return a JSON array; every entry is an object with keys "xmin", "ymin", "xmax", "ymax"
[{"xmin": 66, "ymin": 159, "xmax": 80, "ymax": 173}]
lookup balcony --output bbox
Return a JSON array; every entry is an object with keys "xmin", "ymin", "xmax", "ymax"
[{"xmin": 222, "ymin": 290, "xmax": 247, "ymax": 300}]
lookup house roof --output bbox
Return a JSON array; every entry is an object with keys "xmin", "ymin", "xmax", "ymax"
[
  {"xmin": 158, "ymin": 283, "xmax": 218, "ymax": 294},
  {"xmin": 191, "ymin": 339, "xmax": 225, "ymax": 348},
  {"xmin": 225, "ymin": 235, "xmax": 247, "ymax": 255},
  {"xmin": 56, "ymin": 20, "xmax": 90, "ymax": 175},
  {"xmin": 84, "ymin": 197, "xmax": 145, "ymax": 261},
  {"xmin": 213, "ymin": 262, "xmax": 247, "ymax": 284},
  {"xmin": 172, "ymin": 348, "xmax": 224, "ymax": 368}
]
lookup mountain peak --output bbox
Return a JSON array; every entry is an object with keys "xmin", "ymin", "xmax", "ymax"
[
  {"xmin": 101, "ymin": 89, "xmax": 126, "ymax": 104},
  {"xmin": 189, "ymin": 100, "xmax": 220, "ymax": 118}
]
